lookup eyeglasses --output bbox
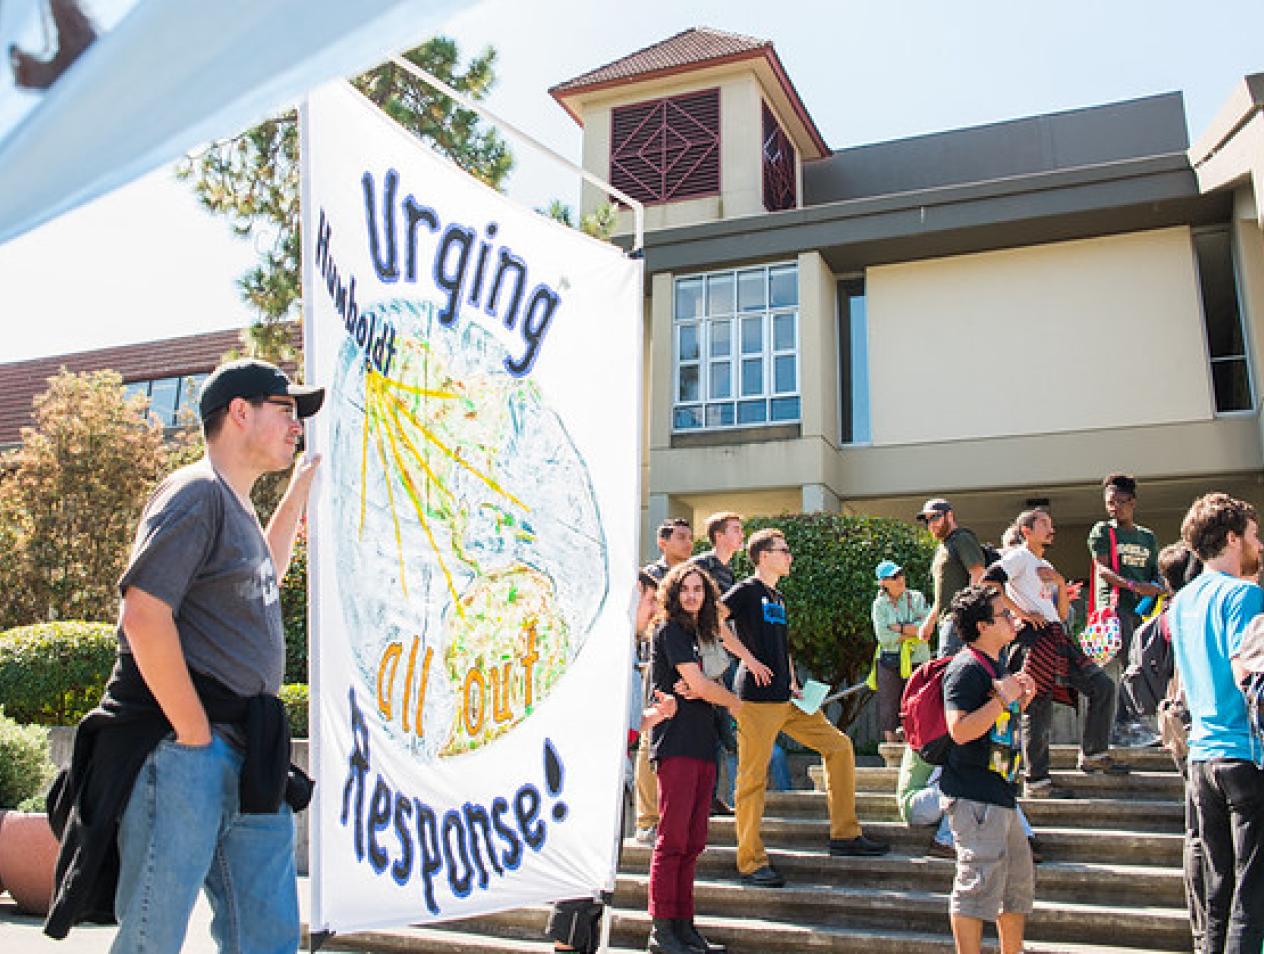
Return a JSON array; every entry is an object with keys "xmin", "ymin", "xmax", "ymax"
[
  {"xmin": 256, "ymin": 397, "xmax": 299, "ymax": 420},
  {"xmin": 923, "ymin": 512, "xmax": 946, "ymax": 524}
]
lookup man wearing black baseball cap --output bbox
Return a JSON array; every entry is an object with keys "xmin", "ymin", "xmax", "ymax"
[
  {"xmin": 46, "ymin": 358, "xmax": 323, "ymax": 948},
  {"xmin": 916, "ymin": 498, "xmax": 988, "ymax": 657}
]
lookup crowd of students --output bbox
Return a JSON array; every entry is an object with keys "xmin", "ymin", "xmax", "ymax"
[{"xmin": 551, "ymin": 476, "xmax": 1264, "ymax": 954}]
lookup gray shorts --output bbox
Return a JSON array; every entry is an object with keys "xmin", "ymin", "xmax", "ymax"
[{"xmin": 945, "ymin": 797, "xmax": 1034, "ymax": 921}]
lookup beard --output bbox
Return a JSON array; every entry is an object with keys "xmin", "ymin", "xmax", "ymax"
[{"xmin": 1242, "ymin": 546, "xmax": 1262, "ymax": 580}]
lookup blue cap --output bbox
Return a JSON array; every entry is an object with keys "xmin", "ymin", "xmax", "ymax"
[{"xmin": 875, "ymin": 560, "xmax": 902, "ymax": 582}]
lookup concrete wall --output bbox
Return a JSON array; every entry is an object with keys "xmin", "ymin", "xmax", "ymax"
[
  {"xmin": 866, "ymin": 227, "xmax": 1214, "ymax": 445},
  {"xmin": 578, "ymin": 67, "xmax": 791, "ymax": 230}
]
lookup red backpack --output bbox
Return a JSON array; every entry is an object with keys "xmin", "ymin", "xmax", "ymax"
[{"xmin": 900, "ymin": 647, "xmax": 997, "ymax": 765}]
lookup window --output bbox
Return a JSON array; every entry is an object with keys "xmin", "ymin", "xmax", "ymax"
[
  {"xmin": 124, "ymin": 373, "xmax": 208, "ymax": 427},
  {"xmin": 761, "ymin": 104, "xmax": 796, "ymax": 212},
  {"xmin": 673, "ymin": 263, "xmax": 799, "ymax": 432},
  {"xmin": 1194, "ymin": 228, "xmax": 1253, "ymax": 413},
  {"xmin": 610, "ymin": 88, "xmax": 720, "ymax": 205},
  {"xmin": 838, "ymin": 279, "xmax": 871, "ymax": 444}
]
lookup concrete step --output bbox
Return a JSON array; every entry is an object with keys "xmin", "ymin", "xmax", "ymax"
[
  {"xmin": 318, "ymin": 912, "xmax": 1171, "ymax": 954},
  {"xmin": 609, "ymin": 873, "xmax": 1191, "ymax": 952},
  {"xmin": 767, "ymin": 789, "xmax": 1183, "ymax": 833},
  {"xmin": 877, "ymin": 742, "xmax": 1179, "ymax": 773},
  {"xmin": 843, "ymin": 766, "xmax": 1184, "ymax": 800},
  {"xmin": 382, "ymin": 886, "xmax": 1189, "ymax": 954},
  {"xmin": 616, "ymin": 849, "xmax": 1188, "ymax": 904},
  {"xmin": 701, "ymin": 817, "xmax": 1184, "ymax": 867},
  {"xmin": 615, "ymin": 843, "xmax": 1186, "ymax": 907}
]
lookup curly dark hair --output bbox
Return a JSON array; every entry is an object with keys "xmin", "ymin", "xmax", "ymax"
[
  {"xmin": 1181, "ymin": 493, "xmax": 1259, "ymax": 561},
  {"xmin": 949, "ymin": 584, "xmax": 1001, "ymax": 643},
  {"xmin": 657, "ymin": 563, "xmax": 722, "ymax": 645}
]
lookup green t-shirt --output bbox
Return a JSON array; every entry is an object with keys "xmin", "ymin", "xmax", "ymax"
[
  {"xmin": 1088, "ymin": 520, "xmax": 1159, "ymax": 618},
  {"xmin": 931, "ymin": 527, "xmax": 985, "ymax": 615}
]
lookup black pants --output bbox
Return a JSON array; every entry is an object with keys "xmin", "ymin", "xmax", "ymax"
[
  {"xmin": 1177, "ymin": 760, "xmax": 1207, "ymax": 951},
  {"xmin": 1020, "ymin": 662, "xmax": 1114, "ymax": 783},
  {"xmin": 1191, "ymin": 759, "xmax": 1264, "ymax": 954}
]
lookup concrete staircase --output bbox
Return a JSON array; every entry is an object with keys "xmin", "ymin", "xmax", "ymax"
[{"xmin": 311, "ymin": 744, "xmax": 1192, "ymax": 953}]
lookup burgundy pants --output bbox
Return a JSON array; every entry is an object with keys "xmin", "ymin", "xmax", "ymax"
[{"xmin": 649, "ymin": 755, "xmax": 716, "ymax": 919}]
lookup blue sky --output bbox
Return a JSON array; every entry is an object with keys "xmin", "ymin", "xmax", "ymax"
[{"xmin": 3, "ymin": 0, "xmax": 1262, "ymax": 362}]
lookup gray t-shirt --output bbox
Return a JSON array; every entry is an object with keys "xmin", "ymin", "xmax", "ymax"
[{"xmin": 117, "ymin": 459, "xmax": 285, "ymax": 697}]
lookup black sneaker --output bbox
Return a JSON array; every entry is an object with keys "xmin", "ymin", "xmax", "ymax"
[
  {"xmin": 829, "ymin": 834, "xmax": 890, "ymax": 856},
  {"xmin": 1078, "ymin": 753, "xmax": 1132, "ymax": 775},
  {"xmin": 739, "ymin": 864, "xmax": 785, "ymax": 888}
]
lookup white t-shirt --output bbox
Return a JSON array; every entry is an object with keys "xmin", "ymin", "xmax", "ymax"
[{"xmin": 1000, "ymin": 545, "xmax": 1060, "ymax": 623}]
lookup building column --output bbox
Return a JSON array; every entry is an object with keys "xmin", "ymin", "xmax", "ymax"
[{"xmin": 800, "ymin": 483, "xmax": 840, "ymax": 513}]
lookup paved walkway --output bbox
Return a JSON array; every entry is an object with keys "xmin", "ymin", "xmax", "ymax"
[{"xmin": 0, "ymin": 877, "xmax": 363, "ymax": 953}]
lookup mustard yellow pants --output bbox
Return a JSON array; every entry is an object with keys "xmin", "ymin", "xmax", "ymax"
[{"xmin": 734, "ymin": 701, "xmax": 859, "ymax": 874}]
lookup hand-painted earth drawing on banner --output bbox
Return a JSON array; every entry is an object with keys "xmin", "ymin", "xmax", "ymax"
[{"xmin": 329, "ymin": 298, "xmax": 607, "ymax": 759}]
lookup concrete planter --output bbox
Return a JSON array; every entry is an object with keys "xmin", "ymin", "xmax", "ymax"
[{"xmin": 0, "ymin": 810, "xmax": 58, "ymax": 915}]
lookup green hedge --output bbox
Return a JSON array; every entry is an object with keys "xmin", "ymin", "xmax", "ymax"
[
  {"xmin": 279, "ymin": 683, "xmax": 309, "ymax": 738},
  {"xmin": 721, "ymin": 512, "xmax": 935, "ymax": 690},
  {"xmin": 0, "ymin": 708, "xmax": 55, "ymax": 810},
  {"xmin": 0, "ymin": 621, "xmax": 116, "ymax": 725},
  {"xmin": 280, "ymin": 527, "xmax": 308, "ymax": 683}
]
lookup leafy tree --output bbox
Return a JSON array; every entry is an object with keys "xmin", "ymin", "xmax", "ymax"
[
  {"xmin": 177, "ymin": 36, "xmax": 513, "ymax": 329},
  {"xmin": 723, "ymin": 512, "xmax": 935, "ymax": 729},
  {"xmin": 539, "ymin": 198, "xmax": 619, "ymax": 241},
  {"xmin": 0, "ymin": 370, "xmax": 171, "ymax": 627}
]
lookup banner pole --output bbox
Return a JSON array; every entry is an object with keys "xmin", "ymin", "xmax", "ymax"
[
  {"xmin": 387, "ymin": 55, "xmax": 644, "ymax": 253},
  {"xmin": 297, "ymin": 95, "xmax": 327, "ymax": 939}
]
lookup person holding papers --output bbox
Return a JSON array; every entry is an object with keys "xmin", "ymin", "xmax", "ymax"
[{"xmin": 723, "ymin": 528, "xmax": 890, "ymax": 890}]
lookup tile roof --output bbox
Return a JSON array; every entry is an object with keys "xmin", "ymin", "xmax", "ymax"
[
  {"xmin": 0, "ymin": 326, "xmax": 299, "ymax": 446},
  {"xmin": 549, "ymin": 27, "xmax": 770, "ymax": 95}
]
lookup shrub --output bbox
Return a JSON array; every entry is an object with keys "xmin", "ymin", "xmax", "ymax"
[
  {"xmin": 280, "ymin": 525, "xmax": 308, "ymax": 683},
  {"xmin": 723, "ymin": 512, "xmax": 935, "ymax": 692},
  {"xmin": 0, "ymin": 708, "xmax": 55, "ymax": 810},
  {"xmin": 0, "ymin": 621, "xmax": 116, "ymax": 725},
  {"xmin": 279, "ymin": 683, "xmax": 309, "ymax": 738}
]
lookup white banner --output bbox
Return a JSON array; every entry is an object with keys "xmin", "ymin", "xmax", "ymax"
[{"xmin": 301, "ymin": 82, "xmax": 643, "ymax": 935}]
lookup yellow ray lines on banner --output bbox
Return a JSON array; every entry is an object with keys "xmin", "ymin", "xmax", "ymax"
[
  {"xmin": 365, "ymin": 387, "xmax": 409, "ymax": 597},
  {"xmin": 359, "ymin": 369, "xmax": 462, "ymax": 611},
  {"xmin": 375, "ymin": 379, "xmax": 531, "ymax": 515}
]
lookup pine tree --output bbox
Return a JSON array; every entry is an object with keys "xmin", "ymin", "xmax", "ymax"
[{"xmin": 177, "ymin": 37, "xmax": 513, "ymax": 334}]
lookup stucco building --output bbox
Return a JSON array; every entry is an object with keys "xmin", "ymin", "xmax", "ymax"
[{"xmin": 551, "ymin": 28, "xmax": 1264, "ymax": 569}]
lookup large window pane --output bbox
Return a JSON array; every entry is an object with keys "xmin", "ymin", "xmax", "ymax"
[
  {"xmin": 740, "ymin": 317, "xmax": 762, "ymax": 355},
  {"xmin": 675, "ymin": 278, "xmax": 704, "ymax": 320},
  {"xmin": 705, "ymin": 403, "xmax": 735, "ymax": 427},
  {"xmin": 839, "ymin": 279, "xmax": 871, "ymax": 444},
  {"xmin": 679, "ymin": 365, "xmax": 699, "ymax": 403},
  {"xmin": 773, "ymin": 313, "xmax": 795, "ymax": 351},
  {"xmin": 769, "ymin": 265, "xmax": 797, "ymax": 308},
  {"xmin": 707, "ymin": 273, "xmax": 734, "ymax": 315},
  {"xmin": 770, "ymin": 396, "xmax": 800, "ymax": 421},
  {"xmin": 709, "ymin": 361, "xmax": 732, "ymax": 399},
  {"xmin": 678, "ymin": 323, "xmax": 699, "ymax": 361},
  {"xmin": 1212, "ymin": 359, "xmax": 1252, "ymax": 413},
  {"xmin": 741, "ymin": 358, "xmax": 763, "ymax": 396},
  {"xmin": 709, "ymin": 320, "xmax": 731, "ymax": 358},
  {"xmin": 737, "ymin": 399, "xmax": 767, "ymax": 424},
  {"xmin": 148, "ymin": 377, "xmax": 180, "ymax": 426},
  {"xmin": 674, "ymin": 406, "xmax": 703, "ymax": 430},
  {"xmin": 672, "ymin": 263, "xmax": 799, "ymax": 432},
  {"xmin": 737, "ymin": 269, "xmax": 766, "ymax": 312},
  {"xmin": 774, "ymin": 355, "xmax": 796, "ymax": 393},
  {"xmin": 123, "ymin": 381, "xmax": 150, "ymax": 404}
]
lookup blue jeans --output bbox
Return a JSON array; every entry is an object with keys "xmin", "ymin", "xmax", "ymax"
[
  {"xmin": 723, "ymin": 740, "xmax": 791, "ymax": 803},
  {"xmin": 112, "ymin": 732, "xmax": 299, "ymax": 954},
  {"xmin": 905, "ymin": 784, "xmax": 1035, "ymax": 846}
]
